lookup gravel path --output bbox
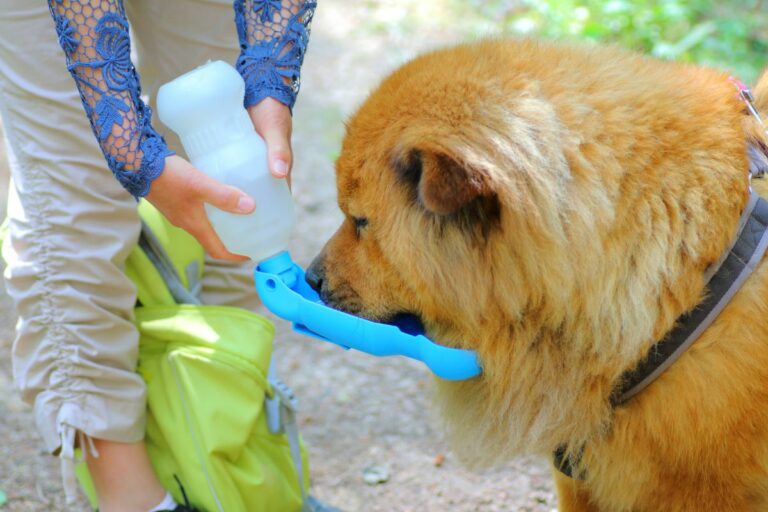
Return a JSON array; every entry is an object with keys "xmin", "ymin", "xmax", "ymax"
[{"xmin": 0, "ymin": 2, "xmax": 557, "ymax": 510}]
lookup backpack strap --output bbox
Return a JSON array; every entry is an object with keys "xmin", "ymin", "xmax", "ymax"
[
  {"xmin": 268, "ymin": 374, "xmax": 310, "ymax": 511},
  {"xmin": 137, "ymin": 220, "xmax": 202, "ymax": 306},
  {"xmin": 127, "ymin": 201, "xmax": 205, "ymax": 307}
]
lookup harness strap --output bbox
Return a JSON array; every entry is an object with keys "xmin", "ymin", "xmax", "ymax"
[
  {"xmin": 553, "ymin": 444, "xmax": 585, "ymax": 479},
  {"xmin": 614, "ymin": 191, "xmax": 768, "ymax": 405}
]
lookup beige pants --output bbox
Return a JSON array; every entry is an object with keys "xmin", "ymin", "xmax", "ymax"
[{"xmin": 0, "ymin": 0, "xmax": 258, "ymax": 457}]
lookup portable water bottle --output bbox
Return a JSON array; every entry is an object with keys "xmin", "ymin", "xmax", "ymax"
[{"xmin": 156, "ymin": 60, "xmax": 295, "ymax": 264}]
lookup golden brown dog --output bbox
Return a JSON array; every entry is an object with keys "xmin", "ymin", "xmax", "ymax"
[{"xmin": 306, "ymin": 39, "xmax": 768, "ymax": 511}]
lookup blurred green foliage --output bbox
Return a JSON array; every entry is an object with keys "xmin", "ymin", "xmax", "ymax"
[{"xmin": 457, "ymin": 0, "xmax": 768, "ymax": 84}]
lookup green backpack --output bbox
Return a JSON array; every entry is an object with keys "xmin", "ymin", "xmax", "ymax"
[{"xmin": 75, "ymin": 200, "xmax": 311, "ymax": 511}]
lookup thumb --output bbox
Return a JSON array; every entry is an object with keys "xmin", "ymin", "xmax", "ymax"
[{"xmin": 193, "ymin": 173, "xmax": 256, "ymax": 214}]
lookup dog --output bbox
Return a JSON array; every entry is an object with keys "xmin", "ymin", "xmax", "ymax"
[{"xmin": 305, "ymin": 39, "xmax": 768, "ymax": 511}]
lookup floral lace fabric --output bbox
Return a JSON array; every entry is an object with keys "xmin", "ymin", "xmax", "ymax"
[
  {"xmin": 48, "ymin": 0, "xmax": 315, "ymax": 198},
  {"xmin": 48, "ymin": 1, "xmax": 172, "ymax": 198},
  {"xmin": 235, "ymin": 0, "xmax": 317, "ymax": 110}
]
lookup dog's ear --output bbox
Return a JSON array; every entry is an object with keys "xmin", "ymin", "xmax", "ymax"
[{"xmin": 392, "ymin": 147, "xmax": 495, "ymax": 216}]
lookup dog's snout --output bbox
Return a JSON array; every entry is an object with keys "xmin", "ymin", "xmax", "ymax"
[{"xmin": 305, "ymin": 253, "xmax": 326, "ymax": 292}]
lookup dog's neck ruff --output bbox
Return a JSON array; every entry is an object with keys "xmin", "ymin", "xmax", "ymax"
[
  {"xmin": 613, "ymin": 190, "xmax": 768, "ymax": 405},
  {"xmin": 556, "ymin": 189, "xmax": 768, "ymax": 478}
]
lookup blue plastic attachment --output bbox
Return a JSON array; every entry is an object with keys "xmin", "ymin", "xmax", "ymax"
[{"xmin": 255, "ymin": 251, "xmax": 482, "ymax": 380}]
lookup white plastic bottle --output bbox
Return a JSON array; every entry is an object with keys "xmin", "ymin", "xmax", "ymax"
[{"xmin": 156, "ymin": 60, "xmax": 295, "ymax": 262}]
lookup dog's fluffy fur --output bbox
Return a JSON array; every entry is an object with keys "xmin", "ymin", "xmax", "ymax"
[{"xmin": 308, "ymin": 39, "xmax": 768, "ymax": 510}]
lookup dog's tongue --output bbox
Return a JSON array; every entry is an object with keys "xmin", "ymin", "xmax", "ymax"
[{"xmin": 388, "ymin": 313, "xmax": 426, "ymax": 336}]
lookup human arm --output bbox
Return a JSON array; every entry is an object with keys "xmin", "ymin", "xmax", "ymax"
[
  {"xmin": 48, "ymin": 1, "xmax": 252, "ymax": 260},
  {"xmin": 234, "ymin": 0, "xmax": 317, "ymax": 179},
  {"xmin": 48, "ymin": 0, "xmax": 170, "ymax": 198}
]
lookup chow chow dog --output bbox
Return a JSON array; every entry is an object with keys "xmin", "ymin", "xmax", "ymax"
[{"xmin": 306, "ymin": 39, "xmax": 768, "ymax": 511}]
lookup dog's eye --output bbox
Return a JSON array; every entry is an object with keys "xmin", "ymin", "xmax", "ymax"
[{"xmin": 352, "ymin": 216, "xmax": 369, "ymax": 236}]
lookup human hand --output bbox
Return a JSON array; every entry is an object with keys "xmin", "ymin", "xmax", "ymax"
[
  {"xmin": 145, "ymin": 155, "xmax": 255, "ymax": 261},
  {"xmin": 247, "ymin": 97, "xmax": 293, "ymax": 182}
]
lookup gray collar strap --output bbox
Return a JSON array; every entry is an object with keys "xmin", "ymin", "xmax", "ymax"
[{"xmin": 555, "ymin": 189, "xmax": 768, "ymax": 478}]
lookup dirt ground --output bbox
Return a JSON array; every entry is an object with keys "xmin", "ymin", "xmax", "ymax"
[{"xmin": 0, "ymin": 2, "xmax": 557, "ymax": 511}]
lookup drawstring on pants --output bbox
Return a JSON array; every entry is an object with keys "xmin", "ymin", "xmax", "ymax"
[{"xmin": 58, "ymin": 423, "xmax": 99, "ymax": 504}]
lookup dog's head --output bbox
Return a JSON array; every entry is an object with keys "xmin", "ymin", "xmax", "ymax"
[
  {"xmin": 307, "ymin": 39, "xmax": 758, "ymax": 463},
  {"xmin": 306, "ymin": 41, "xmax": 580, "ymax": 346}
]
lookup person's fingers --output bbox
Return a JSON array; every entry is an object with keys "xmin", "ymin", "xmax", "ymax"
[
  {"xmin": 249, "ymin": 98, "xmax": 293, "ymax": 179},
  {"xmin": 184, "ymin": 211, "xmax": 249, "ymax": 262},
  {"xmin": 145, "ymin": 150, "xmax": 250, "ymax": 261},
  {"xmin": 189, "ymin": 171, "xmax": 256, "ymax": 214},
  {"xmin": 186, "ymin": 177, "xmax": 252, "ymax": 260}
]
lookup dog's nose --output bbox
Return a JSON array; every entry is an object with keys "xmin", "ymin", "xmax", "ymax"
[{"xmin": 305, "ymin": 253, "xmax": 326, "ymax": 292}]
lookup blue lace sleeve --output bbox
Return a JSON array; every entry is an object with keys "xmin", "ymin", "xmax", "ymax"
[
  {"xmin": 48, "ymin": 1, "xmax": 173, "ymax": 199},
  {"xmin": 234, "ymin": 0, "xmax": 317, "ymax": 111}
]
